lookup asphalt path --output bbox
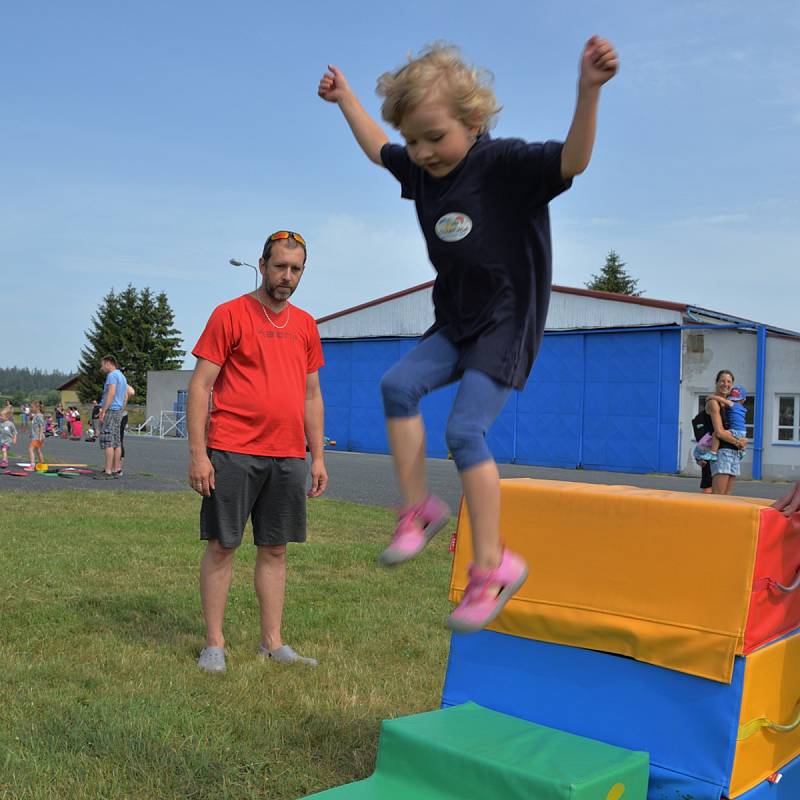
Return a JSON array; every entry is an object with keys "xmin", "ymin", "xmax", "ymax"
[{"xmin": 0, "ymin": 430, "xmax": 794, "ymax": 508}]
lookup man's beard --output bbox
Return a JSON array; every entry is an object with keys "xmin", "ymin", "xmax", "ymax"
[{"xmin": 264, "ymin": 280, "xmax": 294, "ymax": 302}]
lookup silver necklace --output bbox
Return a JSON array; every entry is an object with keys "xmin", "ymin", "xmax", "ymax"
[{"xmin": 257, "ymin": 296, "xmax": 290, "ymax": 329}]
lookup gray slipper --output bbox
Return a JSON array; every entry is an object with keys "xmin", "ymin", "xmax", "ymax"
[
  {"xmin": 197, "ymin": 646, "xmax": 226, "ymax": 673},
  {"xmin": 258, "ymin": 644, "xmax": 318, "ymax": 667}
]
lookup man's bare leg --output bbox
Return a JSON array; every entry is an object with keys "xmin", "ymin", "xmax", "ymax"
[
  {"xmin": 200, "ymin": 540, "xmax": 235, "ymax": 648},
  {"xmin": 255, "ymin": 544, "xmax": 317, "ymax": 665},
  {"xmin": 255, "ymin": 544, "xmax": 286, "ymax": 651}
]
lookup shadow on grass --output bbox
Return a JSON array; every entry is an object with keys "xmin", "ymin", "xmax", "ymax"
[{"xmin": 77, "ymin": 593, "xmax": 199, "ymax": 647}]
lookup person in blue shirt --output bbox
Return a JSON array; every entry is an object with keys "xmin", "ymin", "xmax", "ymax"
[
  {"xmin": 95, "ymin": 354, "xmax": 128, "ymax": 480},
  {"xmin": 319, "ymin": 36, "xmax": 618, "ymax": 632},
  {"xmin": 723, "ymin": 385, "xmax": 747, "ymax": 460}
]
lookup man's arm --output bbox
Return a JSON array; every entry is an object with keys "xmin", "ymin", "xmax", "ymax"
[
  {"xmin": 304, "ymin": 370, "xmax": 328, "ymax": 498},
  {"xmin": 318, "ymin": 65, "xmax": 389, "ymax": 166},
  {"xmin": 187, "ymin": 358, "xmax": 221, "ymax": 497},
  {"xmin": 99, "ymin": 382, "xmax": 116, "ymax": 421},
  {"xmin": 561, "ymin": 36, "xmax": 619, "ymax": 179}
]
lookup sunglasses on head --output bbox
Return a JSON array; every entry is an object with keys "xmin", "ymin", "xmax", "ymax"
[{"xmin": 268, "ymin": 230, "xmax": 307, "ymax": 248}]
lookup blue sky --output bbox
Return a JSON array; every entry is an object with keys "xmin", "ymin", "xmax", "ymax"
[{"xmin": 3, "ymin": 1, "xmax": 798, "ymax": 371}]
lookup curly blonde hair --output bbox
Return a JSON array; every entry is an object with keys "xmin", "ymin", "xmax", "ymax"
[{"xmin": 376, "ymin": 43, "xmax": 501, "ymax": 133}]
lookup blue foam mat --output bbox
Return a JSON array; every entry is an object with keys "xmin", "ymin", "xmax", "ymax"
[{"xmin": 442, "ymin": 630, "xmax": 745, "ymax": 797}]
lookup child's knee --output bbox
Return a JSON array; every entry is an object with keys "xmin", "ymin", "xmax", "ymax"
[
  {"xmin": 380, "ymin": 368, "xmax": 419, "ymax": 418},
  {"xmin": 445, "ymin": 417, "xmax": 489, "ymax": 471}
]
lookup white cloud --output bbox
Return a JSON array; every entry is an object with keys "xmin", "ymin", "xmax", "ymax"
[{"xmin": 667, "ymin": 213, "xmax": 749, "ymax": 228}]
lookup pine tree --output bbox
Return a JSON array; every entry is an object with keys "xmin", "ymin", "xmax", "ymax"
[
  {"xmin": 585, "ymin": 250, "xmax": 642, "ymax": 296},
  {"xmin": 77, "ymin": 285, "xmax": 185, "ymax": 402},
  {"xmin": 77, "ymin": 289, "xmax": 123, "ymax": 403},
  {"xmin": 150, "ymin": 292, "xmax": 185, "ymax": 371}
]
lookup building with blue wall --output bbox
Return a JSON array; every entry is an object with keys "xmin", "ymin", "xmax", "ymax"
[{"xmin": 316, "ymin": 282, "xmax": 800, "ymax": 480}]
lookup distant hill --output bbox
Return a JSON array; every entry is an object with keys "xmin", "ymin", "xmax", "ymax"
[{"xmin": 0, "ymin": 366, "xmax": 73, "ymax": 395}]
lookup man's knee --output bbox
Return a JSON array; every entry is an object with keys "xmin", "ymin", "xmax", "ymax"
[
  {"xmin": 205, "ymin": 539, "xmax": 237, "ymax": 563},
  {"xmin": 257, "ymin": 544, "xmax": 287, "ymax": 561}
]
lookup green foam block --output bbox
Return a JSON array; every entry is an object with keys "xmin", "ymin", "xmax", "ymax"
[{"xmin": 302, "ymin": 702, "xmax": 648, "ymax": 799}]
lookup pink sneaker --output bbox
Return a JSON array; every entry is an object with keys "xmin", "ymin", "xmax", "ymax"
[
  {"xmin": 446, "ymin": 548, "xmax": 528, "ymax": 633},
  {"xmin": 379, "ymin": 494, "xmax": 450, "ymax": 566}
]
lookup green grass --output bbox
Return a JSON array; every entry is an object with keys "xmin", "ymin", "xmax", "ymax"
[{"xmin": 0, "ymin": 492, "xmax": 455, "ymax": 800}]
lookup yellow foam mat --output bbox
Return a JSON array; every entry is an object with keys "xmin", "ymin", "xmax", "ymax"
[
  {"xmin": 449, "ymin": 479, "xmax": 769, "ymax": 683},
  {"xmin": 731, "ymin": 632, "xmax": 800, "ymax": 796}
]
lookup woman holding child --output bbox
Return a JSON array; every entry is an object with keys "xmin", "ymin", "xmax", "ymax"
[{"xmin": 705, "ymin": 369, "xmax": 747, "ymax": 495}]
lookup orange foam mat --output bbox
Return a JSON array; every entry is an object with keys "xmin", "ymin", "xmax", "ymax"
[{"xmin": 449, "ymin": 479, "xmax": 800, "ymax": 683}]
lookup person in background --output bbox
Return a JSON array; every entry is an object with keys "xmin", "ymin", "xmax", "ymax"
[
  {"xmin": 0, "ymin": 406, "xmax": 17, "ymax": 468},
  {"xmin": 89, "ymin": 399, "xmax": 101, "ymax": 442},
  {"xmin": 55, "ymin": 403, "xmax": 65, "ymax": 436},
  {"xmin": 70, "ymin": 406, "xmax": 83, "ymax": 439},
  {"xmin": 26, "ymin": 401, "xmax": 45, "ymax": 470},
  {"xmin": 189, "ymin": 229, "xmax": 327, "ymax": 674},
  {"xmin": 704, "ymin": 370, "xmax": 746, "ymax": 495},
  {"xmin": 94, "ymin": 355, "xmax": 128, "ymax": 480},
  {"xmin": 117, "ymin": 384, "xmax": 135, "ymax": 476}
]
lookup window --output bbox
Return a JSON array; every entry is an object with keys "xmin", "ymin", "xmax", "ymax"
[
  {"xmin": 698, "ymin": 395, "xmax": 755, "ymax": 439},
  {"xmin": 776, "ymin": 395, "xmax": 800, "ymax": 442}
]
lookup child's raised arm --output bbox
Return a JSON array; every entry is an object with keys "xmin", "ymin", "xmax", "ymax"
[
  {"xmin": 561, "ymin": 36, "xmax": 619, "ymax": 180},
  {"xmin": 318, "ymin": 64, "xmax": 388, "ymax": 166}
]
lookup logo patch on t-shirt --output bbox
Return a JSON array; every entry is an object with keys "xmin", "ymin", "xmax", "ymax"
[{"xmin": 435, "ymin": 212, "xmax": 472, "ymax": 242}]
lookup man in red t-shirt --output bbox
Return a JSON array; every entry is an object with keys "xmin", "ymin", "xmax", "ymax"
[{"xmin": 188, "ymin": 230, "xmax": 327, "ymax": 673}]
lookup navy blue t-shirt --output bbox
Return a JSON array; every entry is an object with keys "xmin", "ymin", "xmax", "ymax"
[{"xmin": 381, "ymin": 134, "xmax": 572, "ymax": 389}]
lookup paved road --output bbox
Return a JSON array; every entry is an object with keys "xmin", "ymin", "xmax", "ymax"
[{"xmin": 1, "ymin": 431, "xmax": 794, "ymax": 508}]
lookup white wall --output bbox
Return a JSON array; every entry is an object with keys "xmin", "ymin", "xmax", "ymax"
[
  {"xmin": 146, "ymin": 370, "xmax": 192, "ymax": 435},
  {"xmin": 679, "ymin": 329, "xmax": 800, "ymax": 481},
  {"xmin": 763, "ymin": 336, "xmax": 800, "ymax": 480},
  {"xmin": 546, "ymin": 292, "xmax": 681, "ymax": 329},
  {"xmin": 317, "ymin": 289, "xmax": 434, "ymax": 338}
]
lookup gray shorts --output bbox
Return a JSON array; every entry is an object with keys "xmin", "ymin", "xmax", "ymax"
[
  {"xmin": 710, "ymin": 447, "xmax": 741, "ymax": 477},
  {"xmin": 100, "ymin": 409, "xmax": 123, "ymax": 449},
  {"xmin": 200, "ymin": 449, "xmax": 308, "ymax": 549}
]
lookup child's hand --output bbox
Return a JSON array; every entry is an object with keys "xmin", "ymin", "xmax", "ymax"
[
  {"xmin": 318, "ymin": 64, "xmax": 352, "ymax": 104},
  {"xmin": 579, "ymin": 36, "xmax": 619, "ymax": 89}
]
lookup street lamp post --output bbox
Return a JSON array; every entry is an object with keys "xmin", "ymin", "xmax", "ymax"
[{"xmin": 229, "ymin": 258, "xmax": 259, "ymax": 291}]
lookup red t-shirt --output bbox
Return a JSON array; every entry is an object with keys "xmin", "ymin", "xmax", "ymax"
[{"xmin": 192, "ymin": 294, "xmax": 324, "ymax": 457}]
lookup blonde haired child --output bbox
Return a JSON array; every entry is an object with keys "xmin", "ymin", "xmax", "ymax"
[
  {"xmin": 0, "ymin": 407, "xmax": 17, "ymax": 468},
  {"xmin": 319, "ymin": 37, "xmax": 618, "ymax": 632},
  {"xmin": 376, "ymin": 43, "xmax": 501, "ymax": 133}
]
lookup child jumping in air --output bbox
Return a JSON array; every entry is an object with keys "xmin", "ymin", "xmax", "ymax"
[{"xmin": 319, "ymin": 37, "xmax": 618, "ymax": 632}]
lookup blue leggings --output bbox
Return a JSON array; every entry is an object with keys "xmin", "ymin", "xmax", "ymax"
[{"xmin": 379, "ymin": 331, "xmax": 511, "ymax": 471}]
